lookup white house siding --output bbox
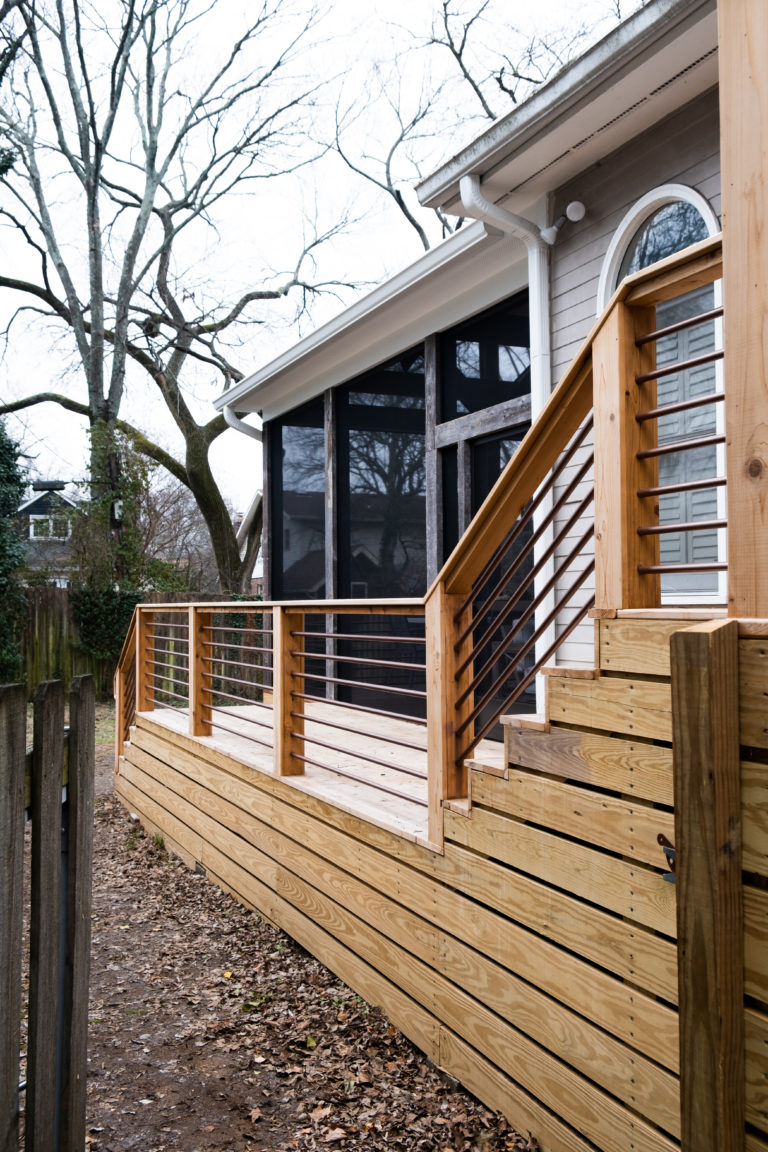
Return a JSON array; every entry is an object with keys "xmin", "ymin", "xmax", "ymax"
[{"xmin": 547, "ymin": 88, "xmax": 721, "ymax": 665}]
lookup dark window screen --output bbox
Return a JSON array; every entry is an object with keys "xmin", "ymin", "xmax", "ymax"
[{"xmin": 270, "ymin": 397, "xmax": 326, "ymax": 599}]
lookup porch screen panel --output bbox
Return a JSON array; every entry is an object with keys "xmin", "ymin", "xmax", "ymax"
[{"xmin": 270, "ymin": 397, "xmax": 326, "ymax": 599}]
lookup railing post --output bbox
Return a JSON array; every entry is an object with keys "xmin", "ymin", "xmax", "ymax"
[
  {"xmin": 135, "ymin": 609, "xmax": 153, "ymax": 713},
  {"xmin": 670, "ymin": 619, "xmax": 743, "ymax": 1152},
  {"xmin": 273, "ymin": 607, "xmax": 305, "ymax": 776},
  {"xmin": 426, "ymin": 584, "xmax": 471, "ymax": 846},
  {"xmin": 188, "ymin": 607, "xmax": 212, "ymax": 737},
  {"xmin": 592, "ymin": 299, "xmax": 660, "ymax": 610}
]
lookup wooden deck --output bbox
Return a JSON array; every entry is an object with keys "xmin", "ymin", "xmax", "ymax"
[{"xmin": 142, "ymin": 701, "xmax": 503, "ymax": 847}]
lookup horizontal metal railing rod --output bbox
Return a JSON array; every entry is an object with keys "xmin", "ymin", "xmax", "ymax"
[
  {"xmin": 290, "ymin": 629, "xmax": 426, "ymax": 645},
  {"xmin": 456, "ymin": 557, "xmax": 596, "ymax": 738},
  {"xmin": 290, "ymin": 752, "xmax": 429, "ymax": 807},
  {"xmin": 291, "ymin": 691, "xmax": 426, "ymax": 726},
  {"xmin": 204, "ymin": 623, "xmax": 271, "ymax": 635},
  {"xmin": 147, "ymin": 622, "xmax": 189, "ymax": 633},
  {"xmin": 457, "ymin": 527, "xmax": 591, "ymax": 709},
  {"xmin": 456, "ymin": 449, "xmax": 595, "ymax": 646},
  {"xmin": 635, "ymin": 305, "xmax": 723, "ymax": 346},
  {"xmin": 289, "ymin": 672, "xmax": 427, "ymax": 700},
  {"xmin": 638, "ymin": 475, "xmax": 726, "ymax": 498},
  {"xmin": 458, "ymin": 590, "xmax": 595, "ymax": 761},
  {"xmin": 289, "ymin": 706, "xmax": 427, "ymax": 753},
  {"xmin": 289, "ymin": 722, "xmax": 427, "ymax": 779},
  {"xmin": 638, "ymin": 561, "xmax": 728, "ymax": 574},
  {"xmin": 635, "ymin": 347, "xmax": 723, "ymax": 384},
  {"xmin": 201, "ymin": 638, "xmax": 273, "ymax": 657},
  {"xmin": 208, "ymin": 713, "xmax": 272, "ymax": 749},
  {"xmin": 635, "ymin": 390, "xmax": 724, "ymax": 423},
  {"xmin": 289, "ymin": 647, "xmax": 425, "ymax": 675},
  {"xmin": 147, "ymin": 637, "xmax": 189, "ymax": 651},
  {"xmin": 201, "ymin": 654, "xmax": 272, "ymax": 676},
  {"xmin": 637, "ymin": 518, "xmax": 727, "ymax": 536},
  {"xmin": 201, "ymin": 669, "xmax": 273, "ymax": 693},
  {"xmin": 207, "ymin": 701, "xmax": 272, "ymax": 730},
  {"xmin": 147, "ymin": 671, "xmax": 188, "ymax": 692},
  {"xmin": 455, "ymin": 491, "xmax": 594, "ymax": 677},
  {"xmin": 147, "ymin": 689, "xmax": 188, "ymax": 706},
  {"xmin": 149, "ymin": 657, "xmax": 188, "ymax": 676},
  {"xmin": 456, "ymin": 413, "xmax": 594, "ymax": 620},
  {"xmin": 637, "ymin": 432, "xmax": 725, "ymax": 460}
]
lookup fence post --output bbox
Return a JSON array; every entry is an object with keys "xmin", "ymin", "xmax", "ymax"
[
  {"xmin": 189, "ymin": 607, "xmax": 212, "ymax": 737},
  {"xmin": 135, "ymin": 609, "xmax": 153, "ymax": 713},
  {"xmin": 592, "ymin": 299, "xmax": 660, "ymax": 610},
  {"xmin": 426, "ymin": 584, "xmax": 471, "ymax": 847},
  {"xmin": 27, "ymin": 679, "xmax": 65, "ymax": 1152},
  {"xmin": 60, "ymin": 675, "xmax": 94, "ymax": 1152},
  {"xmin": 0, "ymin": 683, "xmax": 26, "ymax": 1152},
  {"xmin": 273, "ymin": 607, "xmax": 305, "ymax": 776},
  {"xmin": 671, "ymin": 619, "xmax": 744, "ymax": 1152}
]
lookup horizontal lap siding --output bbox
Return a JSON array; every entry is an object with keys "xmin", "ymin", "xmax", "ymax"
[{"xmin": 549, "ymin": 89, "xmax": 720, "ymax": 661}]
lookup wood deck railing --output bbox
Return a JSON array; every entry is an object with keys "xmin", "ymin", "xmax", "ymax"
[{"xmin": 115, "ymin": 235, "xmax": 726, "ymax": 846}]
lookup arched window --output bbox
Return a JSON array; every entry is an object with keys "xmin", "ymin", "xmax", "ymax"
[{"xmin": 596, "ymin": 184, "xmax": 719, "ymax": 312}]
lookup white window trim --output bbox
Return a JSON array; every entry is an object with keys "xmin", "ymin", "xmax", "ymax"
[{"xmin": 595, "ymin": 184, "xmax": 721, "ymax": 315}]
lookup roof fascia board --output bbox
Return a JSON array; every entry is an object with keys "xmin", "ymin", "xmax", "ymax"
[
  {"xmin": 417, "ymin": 0, "xmax": 716, "ymax": 212},
  {"xmin": 216, "ymin": 219, "xmax": 528, "ymax": 421}
]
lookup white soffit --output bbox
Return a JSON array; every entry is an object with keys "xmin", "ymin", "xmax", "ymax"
[
  {"xmin": 418, "ymin": 0, "xmax": 718, "ymax": 215},
  {"xmin": 216, "ymin": 221, "xmax": 527, "ymax": 421}
]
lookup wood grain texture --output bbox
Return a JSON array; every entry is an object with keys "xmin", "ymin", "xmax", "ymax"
[
  {"xmin": 425, "ymin": 586, "xmax": 469, "ymax": 845},
  {"xmin": 719, "ymin": 0, "xmax": 768, "ymax": 616},
  {"xmin": 0, "ymin": 684, "xmax": 26, "ymax": 1152},
  {"xmin": 742, "ymin": 761, "xmax": 768, "ymax": 876},
  {"xmin": 120, "ymin": 733, "xmax": 679, "ymax": 1067},
  {"xmin": 671, "ymin": 619, "xmax": 743, "ymax": 1152},
  {"xmin": 503, "ymin": 726, "xmax": 674, "ymax": 805},
  {"xmin": 472, "ymin": 769, "xmax": 673, "ymax": 869},
  {"xmin": 745, "ymin": 1007, "xmax": 768, "ymax": 1134},
  {"xmin": 118, "ymin": 747, "xmax": 681, "ymax": 1144},
  {"xmin": 739, "ymin": 640, "xmax": 768, "ymax": 748},
  {"xmin": 547, "ymin": 674, "xmax": 672, "ymax": 741},
  {"xmin": 592, "ymin": 299, "xmax": 659, "ymax": 610},
  {"xmin": 599, "ymin": 617, "xmax": 683, "ymax": 676},
  {"xmin": 60, "ymin": 676, "xmax": 95, "ymax": 1152},
  {"xmin": 272, "ymin": 608, "xmax": 305, "ymax": 776},
  {"xmin": 744, "ymin": 885, "xmax": 768, "ymax": 1003},
  {"xmin": 188, "ymin": 608, "xmax": 213, "ymax": 737},
  {"xmin": 28, "ymin": 680, "xmax": 65, "ymax": 1152}
]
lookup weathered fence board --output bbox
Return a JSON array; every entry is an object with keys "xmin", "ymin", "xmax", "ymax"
[{"xmin": 1, "ymin": 684, "xmax": 26, "ymax": 1152}]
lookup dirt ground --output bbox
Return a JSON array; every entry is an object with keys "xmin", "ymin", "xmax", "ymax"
[{"xmin": 83, "ymin": 706, "xmax": 537, "ymax": 1152}]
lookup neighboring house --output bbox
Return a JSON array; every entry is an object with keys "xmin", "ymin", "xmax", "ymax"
[
  {"xmin": 16, "ymin": 483, "xmax": 78, "ymax": 586},
  {"xmin": 215, "ymin": 0, "xmax": 721, "ymax": 678}
]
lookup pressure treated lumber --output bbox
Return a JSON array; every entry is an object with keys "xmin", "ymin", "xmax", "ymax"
[
  {"xmin": 739, "ymin": 640, "xmax": 768, "ymax": 748},
  {"xmin": 742, "ymin": 761, "xmax": 768, "ymax": 876},
  {"xmin": 745, "ymin": 1008, "xmax": 768, "ymax": 1134},
  {"xmin": 547, "ymin": 674, "xmax": 672, "ymax": 741},
  {"xmin": 744, "ymin": 885, "xmax": 768, "ymax": 1002},
  {"xmin": 272, "ymin": 608, "xmax": 305, "ymax": 776},
  {"xmin": 118, "ymin": 750, "xmax": 681, "ymax": 1146},
  {"xmin": 598, "ymin": 617, "xmax": 683, "ymax": 676},
  {"xmin": 504, "ymin": 725, "xmax": 674, "ymax": 805},
  {"xmin": 719, "ymin": 0, "xmax": 768, "ymax": 616},
  {"xmin": 472, "ymin": 770, "xmax": 673, "ymax": 869},
  {"xmin": 120, "ymin": 733, "xmax": 680, "ymax": 1060},
  {"xmin": 671, "ymin": 619, "xmax": 743, "ymax": 1152},
  {"xmin": 188, "ymin": 608, "xmax": 212, "ymax": 737},
  {"xmin": 425, "ymin": 584, "xmax": 470, "ymax": 844},
  {"xmin": 592, "ymin": 299, "xmax": 659, "ymax": 609}
]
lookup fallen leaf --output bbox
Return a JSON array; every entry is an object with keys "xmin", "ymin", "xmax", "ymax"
[
  {"xmin": 250, "ymin": 1108, "xmax": 262, "ymax": 1123},
  {"xmin": 323, "ymin": 1128, "xmax": 346, "ymax": 1143}
]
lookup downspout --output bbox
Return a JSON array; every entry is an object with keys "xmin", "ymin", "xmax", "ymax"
[
  {"xmin": 459, "ymin": 174, "xmax": 551, "ymax": 418},
  {"xmin": 459, "ymin": 174, "xmax": 554, "ymax": 706},
  {"xmin": 223, "ymin": 403, "xmax": 263, "ymax": 442}
]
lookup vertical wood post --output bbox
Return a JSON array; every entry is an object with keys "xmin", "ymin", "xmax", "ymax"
[
  {"xmin": 135, "ymin": 609, "xmax": 153, "ymax": 713},
  {"xmin": 426, "ymin": 584, "xmax": 471, "ymax": 847},
  {"xmin": 592, "ymin": 300, "xmax": 660, "ymax": 610},
  {"xmin": 671, "ymin": 619, "xmax": 744, "ymax": 1152},
  {"xmin": 273, "ymin": 608, "xmax": 305, "ymax": 776},
  {"xmin": 60, "ymin": 676, "xmax": 94, "ymax": 1152},
  {"xmin": 27, "ymin": 680, "xmax": 65, "ymax": 1152},
  {"xmin": 188, "ymin": 608, "xmax": 213, "ymax": 737},
  {"xmin": 0, "ymin": 684, "xmax": 25, "ymax": 1152},
  {"xmin": 719, "ymin": 0, "xmax": 768, "ymax": 615}
]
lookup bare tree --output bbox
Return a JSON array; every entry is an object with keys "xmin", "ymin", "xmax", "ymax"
[{"xmin": 0, "ymin": 0, "xmax": 355, "ymax": 592}]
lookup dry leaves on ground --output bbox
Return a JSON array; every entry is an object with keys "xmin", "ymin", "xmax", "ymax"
[{"xmin": 86, "ymin": 790, "xmax": 539, "ymax": 1152}]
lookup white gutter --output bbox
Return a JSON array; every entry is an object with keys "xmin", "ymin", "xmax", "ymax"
[
  {"xmin": 459, "ymin": 175, "xmax": 550, "ymax": 418},
  {"xmin": 223, "ymin": 404, "xmax": 263, "ymax": 442}
]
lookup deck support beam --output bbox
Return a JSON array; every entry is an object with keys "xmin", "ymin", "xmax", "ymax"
[{"xmin": 719, "ymin": 0, "xmax": 768, "ymax": 615}]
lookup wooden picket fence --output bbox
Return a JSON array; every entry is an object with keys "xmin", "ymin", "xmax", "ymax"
[{"xmin": 0, "ymin": 676, "xmax": 95, "ymax": 1152}]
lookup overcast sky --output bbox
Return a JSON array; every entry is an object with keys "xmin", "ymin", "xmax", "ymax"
[{"xmin": 0, "ymin": 0, "xmax": 641, "ymax": 510}]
